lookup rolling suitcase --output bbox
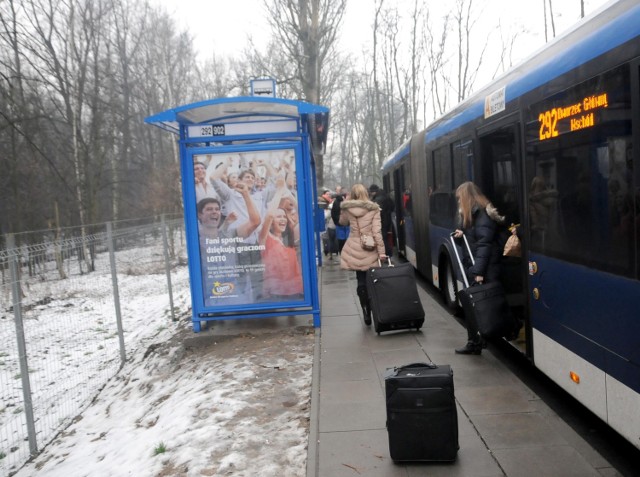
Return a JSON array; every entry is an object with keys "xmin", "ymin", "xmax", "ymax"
[
  {"xmin": 450, "ymin": 234, "xmax": 516, "ymax": 339},
  {"xmin": 384, "ymin": 362, "xmax": 458, "ymax": 462},
  {"xmin": 366, "ymin": 259, "xmax": 425, "ymax": 334}
]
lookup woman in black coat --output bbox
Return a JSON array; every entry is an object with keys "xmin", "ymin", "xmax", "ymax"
[{"xmin": 452, "ymin": 182, "xmax": 505, "ymax": 355}]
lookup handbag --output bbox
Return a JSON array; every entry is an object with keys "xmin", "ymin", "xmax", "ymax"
[
  {"xmin": 503, "ymin": 224, "xmax": 521, "ymax": 257},
  {"xmin": 355, "ymin": 217, "xmax": 376, "ymax": 251}
]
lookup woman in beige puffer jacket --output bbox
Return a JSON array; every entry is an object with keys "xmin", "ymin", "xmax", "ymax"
[{"xmin": 339, "ymin": 183, "xmax": 387, "ymax": 325}]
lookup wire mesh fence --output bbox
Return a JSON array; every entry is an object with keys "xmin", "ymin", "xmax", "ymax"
[{"xmin": 0, "ymin": 217, "xmax": 188, "ymax": 476}]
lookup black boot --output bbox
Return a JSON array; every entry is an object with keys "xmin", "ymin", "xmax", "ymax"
[
  {"xmin": 455, "ymin": 341, "xmax": 482, "ymax": 355},
  {"xmin": 357, "ymin": 286, "xmax": 372, "ymax": 326}
]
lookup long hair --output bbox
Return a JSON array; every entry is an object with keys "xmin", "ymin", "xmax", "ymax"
[
  {"xmin": 350, "ymin": 183, "xmax": 370, "ymax": 201},
  {"xmin": 456, "ymin": 181, "xmax": 490, "ymax": 228}
]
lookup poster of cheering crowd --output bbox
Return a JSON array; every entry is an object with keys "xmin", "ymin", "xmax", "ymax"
[{"xmin": 193, "ymin": 149, "xmax": 304, "ymax": 307}]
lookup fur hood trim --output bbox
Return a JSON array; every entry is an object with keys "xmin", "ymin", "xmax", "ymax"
[
  {"xmin": 485, "ymin": 202, "xmax": 505, "ymax": 224},
  {"xmin": 340, "ymin": 199, "xmax": 380, "ymax": 212}
]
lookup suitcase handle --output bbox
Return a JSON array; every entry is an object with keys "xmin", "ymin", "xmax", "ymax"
[
  {"xmin": 385, "ymin": 362, "xmax": 439, "ymax": 379},
  {"xmin": 377, "ymin": 257, "xmax": 393, "ymax": 268},
  {"xmin": 396, "ymin": 362, "xmax": 437, "ymax": 371},
  {"xmin": 449, "ymin": 233, "xmax": 470, "ymax": 289},
  {"xmin": 450, "ymin": 232, "xmax": 475, "ymax": 265}
]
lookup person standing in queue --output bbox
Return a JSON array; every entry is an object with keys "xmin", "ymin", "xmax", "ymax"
[
  {"xmin": 452, "ymin": 181, "xmax": 506, "ymax": 355},
  {"xmin": 339, "ymin": 184, "xmax": 387, "ymax": 325},
  {"xmin": 331, "ymin": 191, "xmax": 349, "ymax": 253},
  {"xmin": 368, "ymin": 184, "xmax": 395, "ymax": 256}
]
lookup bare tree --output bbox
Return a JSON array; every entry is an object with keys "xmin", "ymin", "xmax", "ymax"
[
  {"xmin": 372, "ymin": 0, "xmax": 385, "ymax": 170},
  {"xmin": 490, "ymin": 20, "xmax": 519, "ymax": 80},
  {"xmin": 242, "ymin": 38, "xmax": 303, "ymax": 99},
  {"xmin": 370, "ymin": 0, "xmax": 417, "ymax": 173},
  {"xmin": 408, "ymin": 0, "xmax": 424, "ymax": 134},
  {"xmin": 453, "ymin": 0, "xmax": 490, "ymax": 102},
  {"xmin": 0, "ymin": 0, "xmax": 200, "ymax": 237},
  {"xmin": 424, "ymin": 9, "xmax": 451, "ymax": 118},
  {"xmin": 543, "ymin": 0, "xmax": 556, "ymax": 42},
  {"xmin": 263, "ymin": 0, "xmax": 347, "ymax": 187},
  {"xmin": 0, "ymin": 0, "xmax": 33, "ymax": 235}
]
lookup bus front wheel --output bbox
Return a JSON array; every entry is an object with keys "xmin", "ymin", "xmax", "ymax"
[{"xmin": 442, "ymin": 258, "xmax": 458, "ymax": 310}]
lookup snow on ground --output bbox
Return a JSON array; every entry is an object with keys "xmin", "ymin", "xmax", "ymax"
[
  {"xmin": 13, "ymin": 303, "xmax": 315, "ymax": 476},
  {"xmin": 6, "ymin": 244, "xmax": 315, "ymax": 477}
]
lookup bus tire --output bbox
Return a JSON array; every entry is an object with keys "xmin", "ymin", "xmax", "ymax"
[{"xmin": 442, "ymin": 257, "xmax": 458, "ymax": 310}]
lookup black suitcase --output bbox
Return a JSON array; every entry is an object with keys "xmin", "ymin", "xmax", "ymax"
[
  {"xmin": 457, "ymin": 281, "xmax": 514, "ymax": 339},
  {"xmin": 366, "ymin": 260, "xmax": 425, "ymax": 334},
  {"xmin": 384, "ymin": 362, "xmax": 459, "ymax": 462},
  {"xmin": 450, "ymin": 234, "xmax": 516, "ymax": 339}
]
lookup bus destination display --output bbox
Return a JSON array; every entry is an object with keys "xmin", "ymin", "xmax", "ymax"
[{"xmin": 537, "ymin": 92, "xmax": 608, "ymax": 141}]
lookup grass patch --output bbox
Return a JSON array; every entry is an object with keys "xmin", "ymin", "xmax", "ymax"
[{"xmin": 153, "ymin": 442, "xmax": 167, "ymax": 455}]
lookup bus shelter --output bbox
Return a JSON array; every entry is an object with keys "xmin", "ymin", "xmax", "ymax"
[{"xmin": 145, "ymin": 97, "xmax": 329, "ymax": 332}]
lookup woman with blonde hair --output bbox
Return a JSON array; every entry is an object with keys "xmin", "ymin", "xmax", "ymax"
[
  {"xmin": 452, "ymin": 181, "xmax": 505, "ymax": 354},
  {"xmin": 339, "ymin": 184, "xmax": 387, "ymax": 325}
]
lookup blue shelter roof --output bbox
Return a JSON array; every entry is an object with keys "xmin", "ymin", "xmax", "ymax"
[{"xmin": 145, "ymin": 96, "xmax": 329, "ymax": 135}]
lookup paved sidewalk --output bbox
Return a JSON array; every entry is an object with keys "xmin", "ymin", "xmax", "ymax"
[{"xmin": 307, "ymin": 261, "xmax": 621, "ymax": 477}]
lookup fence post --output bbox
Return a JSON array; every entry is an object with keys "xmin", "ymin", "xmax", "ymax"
[
  {"xmin": 8, "ymin": 234, "xmax": 38, "ymax": 456},
  {"xmin": 161, "ymin": 215, "xmax": 177, "ymax": 322},
  {"xmin": 106, "ymin": 223, "xmax": 126, "ymax": 367}
]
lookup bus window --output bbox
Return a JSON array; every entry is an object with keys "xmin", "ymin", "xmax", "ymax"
[
  {"xmin": 480, "ymin": 129, "xmax": 521, "ymax": 226},
  {"xmin": 393, "ymin": 166, "xmax": 408, "ymax": 252},
  {"xmin": 526, "ymin": 63, "xmax": 633, "ymax": 277},
  {"xmin": 403, "ymin": 169, "xmax": 412, "ymax": 218},
  {"xmin": 453, "ymin": 138, "xmax": 473, "ymax": 187},
  {"xmin": 429, "ymin": 145, "xmax": 454, "ymax": 227}
]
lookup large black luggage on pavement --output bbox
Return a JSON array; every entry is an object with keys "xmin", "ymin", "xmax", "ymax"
[
  {"xmin": 384, "ymin": 362, "xmax": 459, "ymax": 462},
  {"xmin": 366, "ymin": 260, "xmax": 424, "ymax": 334}
]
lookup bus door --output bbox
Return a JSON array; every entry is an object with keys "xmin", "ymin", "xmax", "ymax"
[
  {"xmin": 393, "ymin": 166, "xmax": 407, "ymax": 256},
  {"xmin": 478, "ymin": 122, "xmax": 528, "ymax": 354}
]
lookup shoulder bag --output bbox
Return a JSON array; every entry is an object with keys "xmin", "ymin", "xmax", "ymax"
[{"xmin": 355, "ymin": 217, "xmax": 376, "ymax": 251}]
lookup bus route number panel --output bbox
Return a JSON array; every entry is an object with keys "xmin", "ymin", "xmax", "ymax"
[
  {"xmin": 190, "ymin": 124, "xmax": 226, "ymax": 138},
  {"xmin": 187, "ymin": 120, "xmax": 299, "ymax": 139},
  {"xmin": 528, "ymin": 64, "xmax": 631, "ymax": 144},
  {"xmin": 536, "ymin": 92, "xmax": 608, "ymax": 141}
]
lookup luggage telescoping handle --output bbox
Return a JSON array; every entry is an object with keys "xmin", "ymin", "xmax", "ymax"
[
  {"xmin": 377, "ymin": 257, "xmax": 393, "ymax": 267},
  {"xmin": 449, "ymin": 232, "xmax": 474, "ymax": 289},
  {"xmin": 462, "ymin": 234, "xmax": 475, "ymax": 266}
]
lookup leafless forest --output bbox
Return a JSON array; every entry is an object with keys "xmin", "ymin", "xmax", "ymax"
[{"xmin": 1, "ymin": 0, "xmax": 575, "ymax": 241}]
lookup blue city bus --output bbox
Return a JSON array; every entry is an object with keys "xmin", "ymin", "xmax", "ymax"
[{"xmin": 382, "ymin": 0, "xmax": 640, "ymax": 449}]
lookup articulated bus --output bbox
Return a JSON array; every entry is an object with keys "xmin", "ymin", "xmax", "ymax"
[{"xmin": 382, "ymin": 0, "xmax": 640, "ymax": 449}]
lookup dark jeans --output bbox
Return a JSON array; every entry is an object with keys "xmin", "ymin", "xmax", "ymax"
[
  {"xmin": 326, "ymin": 228, "xmax": 338, "ymax": 254},
  {"xmin": 382, "ymin": 228, "xmax": 393, "ymax": 256}
]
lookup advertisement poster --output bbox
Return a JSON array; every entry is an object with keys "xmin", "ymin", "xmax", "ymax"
[{"xmin": 193, "ymin": 148, "xmax": 304, "ymax": 307}]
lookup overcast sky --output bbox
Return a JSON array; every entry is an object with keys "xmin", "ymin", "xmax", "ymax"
[{"xmin": 153, "ymin": 0, "xmax": 614, "ymax": 64}]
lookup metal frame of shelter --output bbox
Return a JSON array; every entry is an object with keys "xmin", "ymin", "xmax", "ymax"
[{"xmin": 145, "ymin": 97, "xmax": 329, "ymax": 332}]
